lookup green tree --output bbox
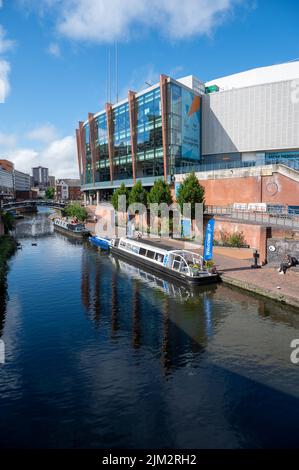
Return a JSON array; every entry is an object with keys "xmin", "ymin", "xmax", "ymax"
[
  {"xmin": 111, "ymin": 183, "xmax": 130, "ymax": 211},
  {"xmin": 147, "ymin": 179, "xmax": 173, "ymax": 207},
  {"xmin": 45, "ymin": 186, "xmax": 55, "ymax": 200},
  {"xmin": 1, "ymin": 211, "xmax": 15, "ymax": 234},
  {"xmin": 64, "ymin": 202, "xmax": 88, "ymax": 222},
  {"xmin": 176, "ymin": 172, "xmax": 205, "ymax": 219},
  {"xmin": 129, "ymin": 181, "xmax": 147, "ymax": 207}
]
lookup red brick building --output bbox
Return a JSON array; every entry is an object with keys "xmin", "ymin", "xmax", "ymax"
[{"xmin": 56, "ymin": 179, "xmax": 81, "ymax": 201}]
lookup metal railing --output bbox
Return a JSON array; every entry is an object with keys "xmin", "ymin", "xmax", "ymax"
[{"xmin": 205, "ymin": 205, "xmax": 299, "ymax": 229}]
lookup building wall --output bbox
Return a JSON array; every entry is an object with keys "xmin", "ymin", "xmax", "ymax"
[
  {"xmin": 202, "ymin": 79, "xmax": 299, "ymax": 156},
  {"xmin": 196, "ymin": 171, "xmax": 299, "ymax": 206},
  {"xmin": 0, "ymin": 167, "xmax": 14, "ymax": 196},
  {"xmin": 14, "ymin": 170, "xmax": 31, "ymax": 192},
  {"xmin": 0, "ymin": 160, "xmax": 14, "ymax": 172}
]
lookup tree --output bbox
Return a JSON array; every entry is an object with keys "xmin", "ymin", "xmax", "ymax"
[
  {"xmin": 129, "ymin": 181, "xmax": 147, "ymax": 207},
  {"xmin": 111, "ymin": 183, "xmax": 130, "ymax": 211},
  {"xmin": 1, "ymin": 211, "xmax": 15, "ymax": 234},
  {"xmin": 176, "ymin": 172, "xmax": 205, "ymax": 219},
  {"xmin": 45, "ymin": 187, "xmax": 55, "ymax": 200},
  {"xmin": 64, "ymin": 202, "xmax": 88, "ymax": 222},
  {"xmin": 147, "ymin": 179, "xmax": 173, "ymax": 207}
]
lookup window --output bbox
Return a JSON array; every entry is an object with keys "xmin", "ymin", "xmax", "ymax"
[
  {"xmin": 139, "ymin": 248, "xmax": 147, "ymax": 256},
  {"xmin": 146, "ymin": 250, "xmax": 155, "ymax": 259}
]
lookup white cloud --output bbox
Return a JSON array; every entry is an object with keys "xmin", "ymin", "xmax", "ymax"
[
  {"xmin": 26, "ymin": 123, "xmax": 58, "ymax": 143},
  {"xmin": 5, "ymin": 135, "xmax": 78, "ymax": 178},
  {"xmin": 22, "ymin": 0, "xmax": 245, "ymax": 42},
  {"xmin": 0, "ymin": 131, "xmax": 17, "ymax": 148},
  {"xmin": 0, "ymin": 25, "xmax": 15, "ymax": 54},
  {"xmin": 47, "ymin": 42, "xmax": 61, "ymax": 58},
  {"xmin": 0, "ymin": 59, "xmax": 10, "ymax": 102}
]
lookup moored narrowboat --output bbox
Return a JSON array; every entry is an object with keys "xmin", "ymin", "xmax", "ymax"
[
  {"xmin": 89, "ymin": 235, "xmax": 111, "ymax": 251},
  {"xmin": 53, "ymin": 218, "xmax": 89, "ymax": 238},
  {"xmin": 110, "ymin": 237, "xmax": 220, "ymax": 285}
]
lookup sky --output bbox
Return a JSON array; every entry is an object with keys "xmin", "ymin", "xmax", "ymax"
[{"xmin": 0, "ymin": 0, "xmax": 299, "ymax": 178}]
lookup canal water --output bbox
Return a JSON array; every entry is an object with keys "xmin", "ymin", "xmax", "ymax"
[{"xmin": 0, "ymin": 209, "xmax": 299, "ymax": 448}]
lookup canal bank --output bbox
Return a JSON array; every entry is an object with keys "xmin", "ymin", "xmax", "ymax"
[{"xmin": 0, "ymin": 236, "xmax": 16, "ymax": 278}]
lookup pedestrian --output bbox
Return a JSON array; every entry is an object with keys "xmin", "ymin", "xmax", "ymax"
[{"xmin": 278, "ymin": 254, "xmax": 298, "ymax": 275}]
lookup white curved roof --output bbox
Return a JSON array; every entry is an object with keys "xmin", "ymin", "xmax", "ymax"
[{"xmin": 205, "ymin": 61, "xmax": 299, "ymax": 91}]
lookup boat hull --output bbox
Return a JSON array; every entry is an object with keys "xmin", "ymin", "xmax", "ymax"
[
  {"xmin": 89, "ymin": 236, "xmax": 110, "ymax": 251},
  {"xmin": 54, "ymin": 224, "xmax": 89, "ymax": 239},
  {"xmin": 110, "ymin": 246, "xmax": 220, "ymax": 286}
]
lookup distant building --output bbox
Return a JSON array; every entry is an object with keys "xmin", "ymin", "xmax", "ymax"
[
  {"xmin": 14, "ymin": 170, "xmax": 31, "ymax": 200},
  {"xmin": 32, "ymin": 166, "xmax": 49, "ymax": 188},
  {"xmin": 49, "ymin": 175, "xmax": 56, "ymax": 187},
  {"xmin": 0, "ymin": 160, "xmax": 14, "ymax": 200},
  {"xmin": 0, "ymin": 159, "xmax": 14, "ymax": 173},
  {"xmin": 56, "ymin": 179, "xmax": 81, "ymax": 201}
]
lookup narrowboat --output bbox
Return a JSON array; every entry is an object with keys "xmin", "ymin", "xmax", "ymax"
[
  {"xmin": 53, "ymin": 218, "xmax": 89, "ymax": 238},
  {"xmin": 110, "ymin": 237, "xmax": 220, "ymax": 285},
  {"xmin": 89, "ymin": 235, "xmax": 111, "ymax": 251}
]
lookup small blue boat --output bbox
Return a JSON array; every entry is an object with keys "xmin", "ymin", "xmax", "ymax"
[{"xmin": 89, "ymin": 235, "xmax": 111, "ymax": 251}]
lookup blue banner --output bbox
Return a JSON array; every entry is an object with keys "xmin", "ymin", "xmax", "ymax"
[{"xmin": 203, "ymin": 219, "xmax": 215, "ymax": 261}]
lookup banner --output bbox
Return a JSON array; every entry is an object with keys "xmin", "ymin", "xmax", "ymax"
[{"xmin": 203, "ymin": 219, "xmax": 215, "ymax": 261}]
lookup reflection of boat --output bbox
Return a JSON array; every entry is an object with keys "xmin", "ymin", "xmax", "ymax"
[
  {"xmin": 110, "ymin": 255, "xmax": 217, "ymax": 301},
  {"xmin": 53, "ymin": 218, "xmax": 89, "ymax": 238},
  {"xmin": 89, "ymin": 235, "xmax": 111, "ymax": 251},
  {"xmin": 110, "ymin": 237, "xmax": 220, "ymax": 285}
]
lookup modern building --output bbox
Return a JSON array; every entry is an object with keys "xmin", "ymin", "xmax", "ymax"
[
  {"xmin": 76, "ymin": 74, "xmax": 202, "ymax": 201},
  {"xmin": 32, "ymin": 166, "xmax": 49, "ymax": 188},
  {"xmin": 0, "ymin": 166, "xmax": 14, "ymax": 200},
  {"xmin": 14, "ymin": 170, "xmax": 31, "ymax": 200},
  {"xmin": 49, "ymin": 175, "xmax": 56, "ymax": 187},
  {"xmin": 0, "ymin": 159, "xmax": 14, "ymax": 173},
  {"xmin": 56, "ymin": 179, "xmax": 81, "ymax": 201},
  {"xmin": 77, "ymin": 61, "xmax": 299, "ymax": 202}
]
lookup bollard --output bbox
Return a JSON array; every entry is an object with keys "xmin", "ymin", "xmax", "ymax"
[{"xmin": 251, "ymin": 249, "xmax": 261, "ymax": 269}]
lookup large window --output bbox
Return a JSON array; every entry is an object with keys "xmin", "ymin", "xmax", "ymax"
[{"xmin": 136, "ymin": 87, "xmax": 163, "ymax": 177}]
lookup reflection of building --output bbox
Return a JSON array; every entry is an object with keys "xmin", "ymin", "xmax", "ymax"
[
  {"xmin": 32, "ymin": 166, "xmax": 49, "ymax": 188},
  {"xmin": 56, "ymin": 179, "xmax": 81, "ymax": 201}
]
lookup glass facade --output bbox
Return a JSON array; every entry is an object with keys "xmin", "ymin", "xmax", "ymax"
[{"xmin": 81, "ymin": 79, "xmax": 201, "ymax": 187}]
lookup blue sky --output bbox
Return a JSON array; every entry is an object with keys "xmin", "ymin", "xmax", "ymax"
[{"xmin": 0, "ymin": 0, "xmax": 299, "ymax": 177}]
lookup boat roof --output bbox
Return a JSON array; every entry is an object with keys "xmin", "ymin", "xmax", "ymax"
[{"xmin": 120, "ymin": 237, "xmax": 202, "ymax": 257}]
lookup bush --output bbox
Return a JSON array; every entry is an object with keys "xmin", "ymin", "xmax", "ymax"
[
  {"xmin": 216, "ymin": 230, "xmax": 247, "ymax": 248},
  {"xmin": 176, "ymin": 172, "xmax": 205, "ymax": 219},
  {"xmin": 111, "ymin": 183, "xmax": 130, "ymax": 211},
  {"xmin": 64, "ymin": 203, "xmax": 88, "ymax": 222}
]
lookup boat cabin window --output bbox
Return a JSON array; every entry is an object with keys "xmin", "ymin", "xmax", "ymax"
[
  {"xmin": 146, "ymin": 250, "xmax": 155, "ymax": 259},
  {"xmin": 139, "ymin": 248, "xmax": 147, "ymax": 256},
  {"xmin": 155, "ymin": 253, "xmax": 164, "ymax": 263}
]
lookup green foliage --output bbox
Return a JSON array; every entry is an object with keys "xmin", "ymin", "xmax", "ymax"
[
  {"xmin": 147, "ymin": 179, "xmax": 173, "ymax": 206},
  {"xmin": 45, "ymin": 186, "xmax": 55, "ymax": 200},
  {"xmin": 1, "ymin": 211, "xmax": 15, "ymax": 234},
  {"xmin": 111, "ymin": 183, "xmax": 130, "ymax": 211},
  {"xmin": 217, "ymin": 230, "xmax": 247, "ymax": 248},
  {"xmin": 64, "ymin": 203, "xmax": 88, "ymax": 222},
  {"xmin": 129, "ymin": 181, "xmax": 148, "ymax": 207},
  {"xmin": 176, "ymin": 172, "xmax": 205, "ymax": 219},
  {"xmin": 0, "ymin": 235, "xmax": 16, "ymax": 278},
  {"xmin": 228, "ymin": 231, "xmax": 246, "ymax": 248}
]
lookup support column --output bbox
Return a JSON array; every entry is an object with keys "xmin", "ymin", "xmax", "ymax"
[
  {"xmin": 96, "ymin": 190, "xmax": 100, "ymax": 205},
  {"xmin": 79, "ymin": 121, "xmax": 87, "ymax": 186},
  {"xmin": 83, "ymin": 192, "xmax": 87, "ymax": 205},
  {"xmin": 88, "ymin": 113, "xmax": 97, "ymax": 185},
  {"xmin": 160, "ymin": 74, "xmax": 168, "ymax": 181},
  {"xmin": 105, "ymin": 103, "xmax": 114, "ymax": 182},
  {"xmin": 128, "ymin": 90, "xmax": 137, "ymax": 182}
]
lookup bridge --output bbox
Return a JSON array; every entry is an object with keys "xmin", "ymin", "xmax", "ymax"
[{"xmin": 2, "ymin": 200, "xmax": 67, "ymax": 212}]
